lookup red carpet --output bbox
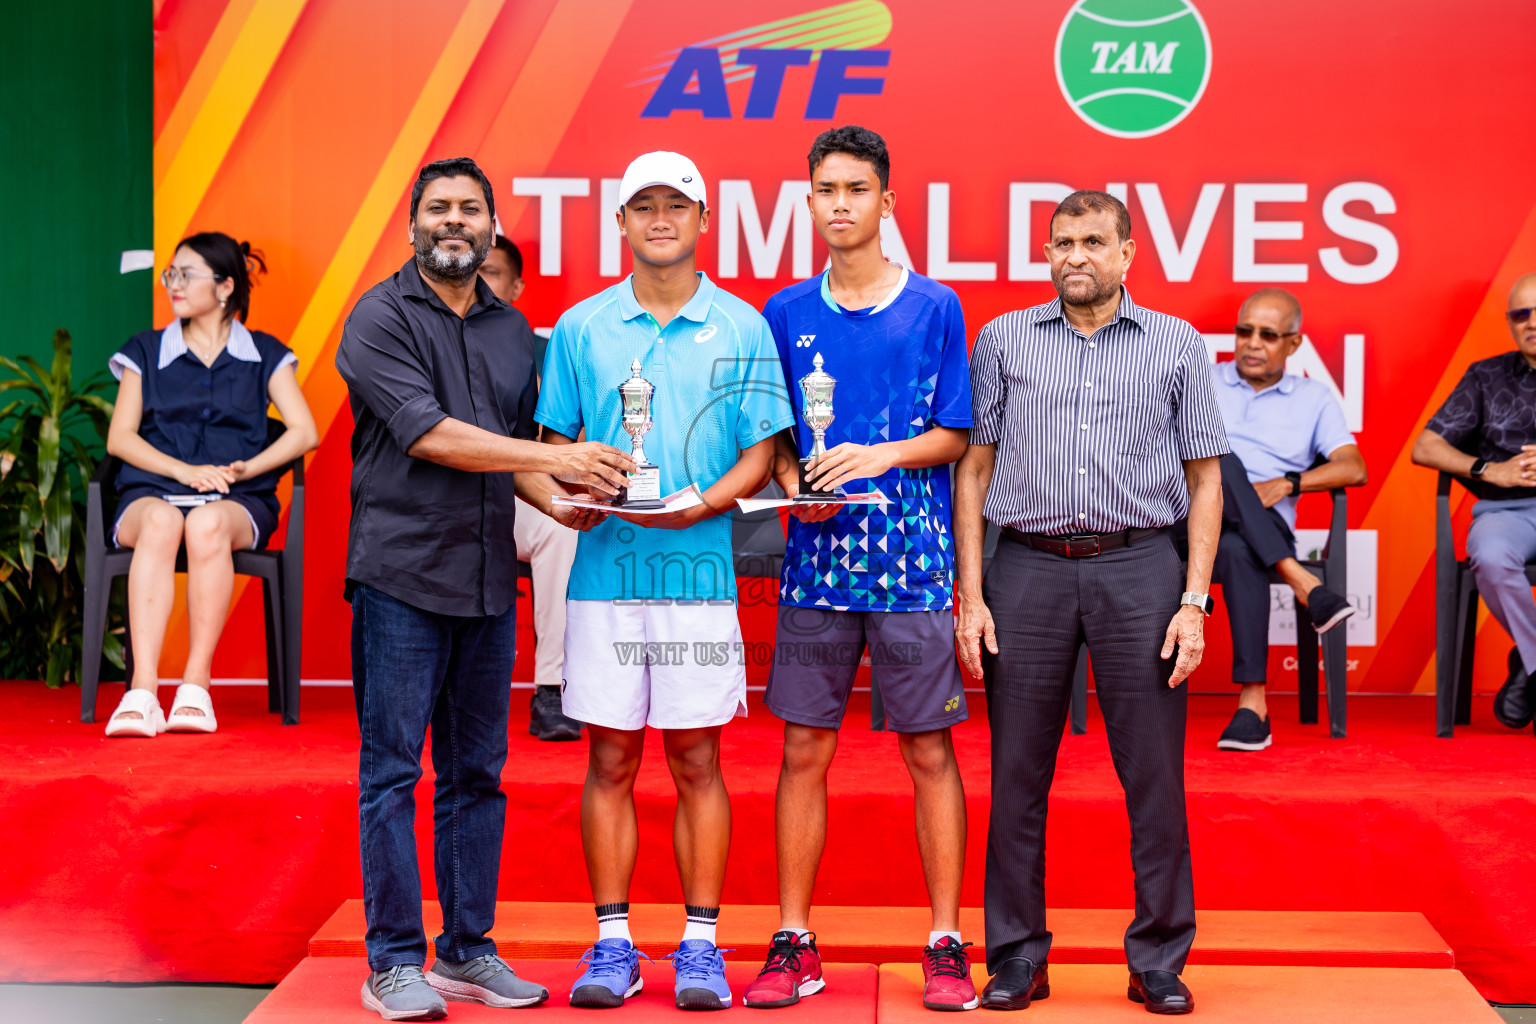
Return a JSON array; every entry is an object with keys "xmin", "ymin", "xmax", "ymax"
[{"xmin": 1, "ymin": 682, "xmax": 1532, "ymax": 1002}]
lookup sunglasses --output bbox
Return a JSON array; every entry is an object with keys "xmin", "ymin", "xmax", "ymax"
[
  {"xmin": 1234, "ymin": 325, "xmax": 1298, "ymax": 342},
  {"xmin": 1509, "ymin": 307, "xmax": 1535, "ymax": 325}
]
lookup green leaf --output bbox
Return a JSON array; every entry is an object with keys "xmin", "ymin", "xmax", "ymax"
[
  {"xmin": 45, "ymin": 643, "xmax": 68, "ymax": 689},
  {"xmin": 73, "ymin": 393, "xmax": 114, "ymax": 418},
  {"xmin": 42, "ymin": 481, "xmax": 72, "ymax": 572},
  {"xmin": 36, "ymin": 415, "xmax": 59, "ymax": 502},
  {"xmin": 17, "ymin": 488, "xmax": 39, "ymax": 573},
  {"xmin": 102, "ymin": 630, "xmax": 125, "ymax": 670},
  {"xmin": 49, "ymin": 330, "xmax": 72, "ymax": 409}
]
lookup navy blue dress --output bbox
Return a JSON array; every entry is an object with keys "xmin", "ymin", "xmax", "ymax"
[{"xmin": 109, "ymin": 319, "xmax": 296, "ymax": 549}]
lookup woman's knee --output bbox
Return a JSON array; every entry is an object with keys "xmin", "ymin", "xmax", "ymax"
[
  {"xmin": 183, "ymin": 507, "xmax": 234, "ymax": 555},
  {"xmin": 131, "ymin": 502, "xmax": 186, "ymax": 551}
]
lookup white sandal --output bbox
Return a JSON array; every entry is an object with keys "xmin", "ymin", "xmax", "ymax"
[
  {"xmin": 166, "ymin": 683, "xmax": 218, "ymax": 734},
  {"xmin": 104, "ymin": 688, "xmax": 166, "ymax": 738}
]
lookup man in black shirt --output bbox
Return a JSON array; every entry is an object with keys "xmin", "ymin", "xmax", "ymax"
[
  {"xmin": 1413, "ymin": 273, "xmax": 1536, "ymax": 734},
  {"xmin": 336, "ymin": 157, "xmax": 633, "ymax": 1020}
]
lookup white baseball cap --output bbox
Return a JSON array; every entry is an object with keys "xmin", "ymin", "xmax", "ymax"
[{"xmin": 617, "ymin": 151, "xmax": 707, "ymax": 209}]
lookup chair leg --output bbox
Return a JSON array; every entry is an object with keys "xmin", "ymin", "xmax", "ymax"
[
  {"xmin": 1323, "ymin": 625, "xmax": 1348, "ymax": 739},
  {"xmin": 79, "ymin": 562, "xmax": 113, "ymax": 724},
  {"xmin": 263, "ymin": 577, "xmax": 281, "ymax": 714},
  {"xmin": 282, "ymin": 561, "xmax": 302, "ymax": 725},
  {"xmin": 1070, "ymin": 644, "xmax": 1088, "ymax": 735},
  {"xmin": 1455, "ymin": 581, "xmax": 1478, "ymax": 727},
  {"xmin": 1436, "ymin": 568, "xmax": 1463, "ymax": 738},
  {"xmin": 1297, "ymin": 613, "xmax": 1320, "ymax": 725}
]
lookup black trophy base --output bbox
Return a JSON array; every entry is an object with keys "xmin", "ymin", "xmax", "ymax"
[
  {"xmin": 614, "ymin": 462, "xmax": 665, "ymax": 510},
  {"xmin": 795, "ymin": 457, "xmax": 847, "ymax": 502}
]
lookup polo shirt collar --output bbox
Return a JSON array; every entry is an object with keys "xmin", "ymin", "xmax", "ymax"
[
  {"xmin": 1032, "ymin": 286, "xmax": 1147, "ymax": 332},
  {"xmin": 1218, "ymin": 359, "xmax": 1298, "ymax": 394},
  {"xmin": 159, "ymin": 317, "xmax": 260, "ymax": 369},
  {"xmin": 394, "ymin": 256, "xmax": 505, "ymax": 317},
  {"xmin": 616, "ymin": 271, "xmax": 715, "ymax": 323}
]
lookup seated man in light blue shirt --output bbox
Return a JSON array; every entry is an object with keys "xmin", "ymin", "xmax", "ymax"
[{"xmin": 1210, "ymin": 289, "xmax": 1367, "ymax": 751}]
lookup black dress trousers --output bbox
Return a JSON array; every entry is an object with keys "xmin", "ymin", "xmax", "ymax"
[
  {"xmin": 1212, "ymin": 452, "xmax": 1298, "ymax": 683},
  {"xmin": 981, "ymin": 530, "xmax": 1196, "ymax": 974}
]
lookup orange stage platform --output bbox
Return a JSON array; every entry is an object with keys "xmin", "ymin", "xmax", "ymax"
[
  {"xmin": 875, "ymin": 963, "xmax": 1502, "ymax": 1024},
  {"xmin": 309, "ymin": 900, "xmax": 1455, "ymax": 970}
]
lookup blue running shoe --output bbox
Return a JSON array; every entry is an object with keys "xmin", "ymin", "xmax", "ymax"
[
  {"xmin": 570, "ymin": 939, "xmax": 647, "ymax": 1008},
  {"xmin": 667, "ymin": 940, "xmax": 732, "ymax": 1010}
]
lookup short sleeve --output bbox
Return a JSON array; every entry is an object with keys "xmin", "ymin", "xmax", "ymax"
[
  {"xmin": 733, "ymin": 315, "xmax": 795, "ymax": 450},
  {"xmin": 1425, "ymin": 367, "xmax": 1483, "ymax": 448},
  {"xmin": 534, "ymin": 312, "xmax": 584, "ymax": 440},
  {"xmin": 968, "ymin": 320, "xmax": 1007, "ymax": 446},
  {"xmin": 1172, "ymin": 332, "xmax": 1230, "ymax": 460},
  {"xmin": 335, "ymin": 295, "xmax": 448, "ymax": 453},
  {"xmin": 930, "ymin": 291, "xmax": 973, "ymax": 429},
  {"xmin": 108, "ymin": 334, "xmax": 148, "ymax": 381},
  {"xmin": 1311, "ymin": 386, "xmax": 1355, "ymax": 460}
]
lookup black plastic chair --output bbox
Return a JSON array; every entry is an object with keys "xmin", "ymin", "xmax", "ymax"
[
  {"xmin": 1068, "ymin": 483, "xmax": 1351, "ymax": 739},
  {"xmin": 1433, "ymin": 470, "xmax": 1536, "ymax": 737},
  {"xmin": 80, "ymin": 418, "xmax": 305, "ymax": 724}
]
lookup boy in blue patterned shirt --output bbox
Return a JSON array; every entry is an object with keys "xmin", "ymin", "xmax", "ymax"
[{"xmin": 743, "ymin": 127, "xmax": 977, "ymax": 1012}]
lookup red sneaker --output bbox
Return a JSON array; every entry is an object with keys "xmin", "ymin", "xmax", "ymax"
[
  {"xmin": 743, "ymin": 930, "xmax": 825, "ymax": 1008},
  {"xmin": 922, "ymin": 937, "xmax": 978, "ymax": 1011}
]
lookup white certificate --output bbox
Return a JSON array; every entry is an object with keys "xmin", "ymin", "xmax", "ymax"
[
  {"xmin": 734, "ymin": 489, "xmax": 890, "ymax": 514},
  {"xmin": 552, "ymin": 484, "xmax": 704, "ymax": 515}
]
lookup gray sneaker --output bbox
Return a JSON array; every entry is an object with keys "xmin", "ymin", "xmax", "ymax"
[
  {"xmin": 361, "ymin": 964, "xmax": 448, "ymax": 1021},
  {"xmin": 429, "ymin": 953, "xmax": 550, "ymax": 1008}
]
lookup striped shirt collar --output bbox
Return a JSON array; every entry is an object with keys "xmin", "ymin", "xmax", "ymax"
[
  {"xmin": 615, "ymin": 271, "xmax": 716, "ymax": 324},
  {"xmin": 158, "ymin": 317, "xmax": 260, "ymax": 369},
  {"xmin": 1216, "ymin": 358, "xmax": 1298, "ymax": 395},
  {"xmin": 1030, "ymin": 287, "xmax": 1150, "ymax": 333}
]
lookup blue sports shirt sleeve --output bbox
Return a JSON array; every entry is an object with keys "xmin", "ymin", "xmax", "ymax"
[
  {"xmin": 930, "ymin": 290, "xmax": 973, "ymax": 429},
  {"xmin": 533, "ymin": 313, "xmax": 584, "ymax": 440}
]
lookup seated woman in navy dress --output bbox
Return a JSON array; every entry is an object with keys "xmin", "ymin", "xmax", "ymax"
[{"xmin": 102, "ymin": 232, "xmax": 318, "ymax": 737}]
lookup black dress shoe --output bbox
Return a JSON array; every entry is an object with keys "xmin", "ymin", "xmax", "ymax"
[
  {"xmin": 980, "ymin": 957, "xmax": 1049, "ymax": 1010},
  {"xmin": 1494, "ymin": 646, "xmax": 1534, "ymax": 729},
  {"xmin": 1128, "ymin": 971, "xmax": 1193, "ymax": 1015}
]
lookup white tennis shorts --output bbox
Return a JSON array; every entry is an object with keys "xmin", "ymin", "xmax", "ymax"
[{"xmin": 561, "ymin": 600, "xmax": 748, "ymax": 731}]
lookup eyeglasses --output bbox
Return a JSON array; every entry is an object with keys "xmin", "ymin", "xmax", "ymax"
[
  {"xmin": 1234, "ymin": 325, "xmax": 1298, "ymax": 342},
  {"xmin": 160, "ymin": 267, "xmax": 224, "ymax": 289},
  {"xmin": 1509, "ymin": 307, "xmax": 1535, "ymax": 325}
]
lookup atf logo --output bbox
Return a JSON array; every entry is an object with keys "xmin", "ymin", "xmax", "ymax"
[
  {"xmin": 1054, "ymin": 0, "xmax": 1211, "ymax": 139},
  {"xmin": 636, "ymin": 1, "xmax": 892, "ymax": 120}
]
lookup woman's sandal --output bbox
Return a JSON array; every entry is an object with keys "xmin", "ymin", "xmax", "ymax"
[
  {"xmin": 104, "ymin": 688, "xmax": 166, "ymax": 738},
  {"xmin": 166, "ymin": 683, "xmax": 218, "ymax": 734}
]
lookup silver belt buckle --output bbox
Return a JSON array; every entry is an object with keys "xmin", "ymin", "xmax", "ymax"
[{"xmin": 1066, "ymin": 534, "xmax": 1101, "ymax": 558}]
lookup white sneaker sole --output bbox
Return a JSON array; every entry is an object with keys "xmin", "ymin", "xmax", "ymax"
[
  {"xmin": 1216, "ymin": 735, "xmax": 1273, "ymax": 751},
  {"xmin": 360, "ymin": 980, "xmax": 447, "ymax": 1021},
  {"xmin": 427, "ymin": 970, "xmax": 548, "ymax": 1008},
  {"xmin": 1313, "ymin": 605, "xmax": 1356, "ymax": 635},
  {"xmin": 800, "ymin": 977, "xmax": 827, "ymax": 997}
]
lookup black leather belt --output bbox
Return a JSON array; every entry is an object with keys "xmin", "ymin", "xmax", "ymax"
[{"xmin": 1001, "ymin": 526, "xmax": 1167, "ymax": 558}]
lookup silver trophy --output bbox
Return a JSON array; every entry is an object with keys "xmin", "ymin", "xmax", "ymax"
[
  {"xmin": 615, "ymin": 359, "xmax": 665, "ymax": 509},
  {"xmin": 795, "ymin": 352, "xmax": 846, "ymax": 501}
]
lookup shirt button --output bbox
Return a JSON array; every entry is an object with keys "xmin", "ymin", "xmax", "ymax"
[
  {"xmin": 201, "ymin": 380, "xmax": 211, "ymax": 388},
  {"xmin": 200, "ymin": 408, "xmax": 211, "ymax": 418},
  {"xmin": 1084, "ymin": 381, "xmax": 1092, "ymax": 388},
  {"xmin": 1078, "ymin": 512, "xmax": 1087, "ymax": 520},
  {"xmin": 1089, "ymin": 341, "xmax": 1097, "ymax": 349},
  {"xmin": 1080, "ymin": 423, "xmax": 1088, "ymax": 430},
  {"xmin": 1078, "ymin": 467, "xmax": 1086, "ymax": 475}
]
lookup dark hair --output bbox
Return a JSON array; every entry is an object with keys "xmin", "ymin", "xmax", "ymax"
[
  {"xmin": 410, "ymin": 157, "xmax": 495, "ymax": 221},
  {"xmin": 807, "ymin": 125, "xmax": 890, "ymax": 191},
  {"xmin": 492, "ymin": 235, "xmax": 523, "ymax": 279},
  {"xmin": 1050, "ymin": 190, "xmax": 1132, "ymax": 243},
  {"xmin": 174, "ymin": 231, "xmax": 267, "ymax": 322}
]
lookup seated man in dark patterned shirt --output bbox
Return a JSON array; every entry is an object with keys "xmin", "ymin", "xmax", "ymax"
[{"xmin": 1412, "ymin": 273, "xmax": 1536, "ymax": 734}]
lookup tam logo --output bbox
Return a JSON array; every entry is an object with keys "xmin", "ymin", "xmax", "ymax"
[{"xmin": 637, "ymin": 2, "xmax": 893, "ymax": 120}]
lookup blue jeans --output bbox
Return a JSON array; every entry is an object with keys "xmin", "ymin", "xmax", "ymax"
[
  {"xmin": 1467, "ymin": 497, "xmax": 1536, "ymax": 674},
  {"xmin": 351, "ymin": 584, "xmax": 515, "ymax": 970}
]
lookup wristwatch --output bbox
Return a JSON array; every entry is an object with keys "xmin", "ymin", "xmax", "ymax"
[
  {"xmin": 1181, "ymin": 591, "xmax": 1215, "ymax": 614},
  {"xmin": 1470, "ymin": 458, "xmax": 1489, "ymax": 478},
  {"xmin": 1285, "ymin": 471, "xmax": 1303, "ymax": 496}
]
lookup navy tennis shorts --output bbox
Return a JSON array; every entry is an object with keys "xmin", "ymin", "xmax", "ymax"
[{"xmin": 764, "ymin": 606, "xmax": 968, "ymax": 733}]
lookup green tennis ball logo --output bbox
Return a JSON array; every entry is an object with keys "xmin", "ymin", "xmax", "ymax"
[{"xmin": 1055, "ymin": 0, "xmax": 1212, "ymax": 138}]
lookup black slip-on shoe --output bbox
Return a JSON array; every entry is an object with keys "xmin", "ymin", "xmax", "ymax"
[
  {"xmin": 1307, "ymin": 586, "xmax": 1356, "ymax": 635},
  {"xmin": 1494, "ymin": 646, "xmax": 1534, "ymax": 729},
  {"xmin": 1217, "ymin": 707, "xmax": 1272, "ymax": 751},
  {"xmin": 1128, "ymin": 971, "xmax": 1193, "ymax": 1015}
]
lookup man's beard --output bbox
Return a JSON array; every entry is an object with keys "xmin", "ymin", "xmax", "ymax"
[
  {"xmin": 414, "ymin": 224, "xmax": 490, "ymax": 282},
  {"xmin": 1053, "ymin": 267, "xmax": 1119, "ymax": 306}
]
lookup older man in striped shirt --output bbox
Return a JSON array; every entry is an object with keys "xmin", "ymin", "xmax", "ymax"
[{"xmin": 954, "ymin": 190, "xmax": 1228, "ymax": 1015}]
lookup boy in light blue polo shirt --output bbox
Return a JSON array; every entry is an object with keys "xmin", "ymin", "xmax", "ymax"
[{"xmin": 534, "ymin": 151, "xmax": 794, "ymax": 1012}]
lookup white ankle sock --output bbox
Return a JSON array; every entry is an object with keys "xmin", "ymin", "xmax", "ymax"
[
  {"xmin": 928, "ymin": 930, "xmax": 962, "ymax": 947},
  {"xmin": 596, "ymin": 902, "xmax": 631, "ymax": 943},
  {"xmin": 789, "ymin": 927, "xmax": 811, "ymax": 941},
  {"xmin": 683, "ymin": 905, "xmax": 719, "ymax": 944}
]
